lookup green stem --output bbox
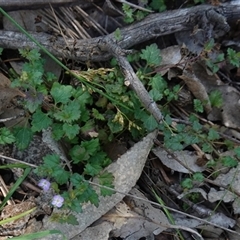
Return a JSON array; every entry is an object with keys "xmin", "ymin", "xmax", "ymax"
[{"xmin": 152, "ymin": 188, "xmax": 185, "ymax": 240}]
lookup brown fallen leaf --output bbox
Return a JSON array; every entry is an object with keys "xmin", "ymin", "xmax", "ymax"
[
  {"xmin": 179, "ymin": 65, "xmax": 212, "ymax": 114},
  {"xmin": 0, "ymin": 86, "xmax": 25, "ymax": 113},
  {"xmin": 0, "ymin": 72, "xmax": 11, "ymax": 87}
]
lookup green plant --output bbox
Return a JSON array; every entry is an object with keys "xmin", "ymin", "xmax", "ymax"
[
  {"xmin": 181, "ymin": 172, "xmax": 204, "ymax": 190},
  {"xmin": 5, "ymin": 44, "xmax": 184, "ymax": 220},
  {"xmin": 0, "ymin": 43, "xmax": 194, "ymax": 221},
  {"xmin": 0, "ymin": 127, "xmax": 15, "ymax": 144},
  {"xmin": 227, "ymin": 48, "xmax": 240, "ymax": 67},
  {"xmin": 122, "ymin": 3, "xmax": 149, "ymax": 23},
  {"xmin": 10, "ymin": 230, "xmax": 67, "ymax": 240},
  {"xmin": 203, "ymin": 39, "xmax": 240, "ymax": 73},
  {"xmin": 4, "ymin": 49, "xmax": 117, "ymax": 219},
  {"xmin": 150, "ymin": 0, "xmax": 166, "ymax": 12},
  {"xmin": 122, "ymin": 0, "xmax": 166, "ymax": 24},
  {"xmin": 193, "ymin": 0, "xmax": 205, "ymax": 3},
  {"xmin": 1, "ymin": 9, "xmax": 239, "ymax": 228},
  {"xmin": 209, "ymin": 90, "xmax": 223, "ymax": 108}
]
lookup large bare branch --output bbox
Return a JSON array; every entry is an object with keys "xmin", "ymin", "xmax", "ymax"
[
  {"xmin": 0, "ymin": 0, "xmax": 95, "ymax": 11},
  {"xmin": 0, "ymin": 3, "xmax": 239, "ymax": 61}
]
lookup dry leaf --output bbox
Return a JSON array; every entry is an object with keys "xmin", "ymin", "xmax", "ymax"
[
  {"xmin": 3, "ymin": 10, "xmax": 48, "ymax": 32},
  {"xmin": 0, "ymin": 86, "xmax": 24, "ymax": 113},
  {"xmin": 41, "ymin": 131, "xmax": 157, "ymax": 240},
  {"xmin": 179, "ymin": 66, "xmax": 212, "ymax": 113},
  {"xmin": 155, "ymin": 45, "xmax": 183, "ymax": 76},
  {"xmin": 152, "ymin": 147, "xmax": 206, "ymax": 173},
  {"xmin": 209, "ymin": 85, "xmax": 240, "ymax": 130},
  {"xmin": 209, "ymin": 167, "xmax": 240, "ymax": 214},
  {"xmin": 0, "ymin": 73, "xmax": 11, "ymax": 87},
  {"xmin": 0, "ymin": 201, "xmax": 37, "ymax": 237}
]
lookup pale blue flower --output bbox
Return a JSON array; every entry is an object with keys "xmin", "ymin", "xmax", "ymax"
[
  {"xmin": 51, "ymin": 195, "xmax": 64, "ymax": 208},
  {"xmin": 38, "ymin": 179, "xmax": 50, "ymax": 192}
]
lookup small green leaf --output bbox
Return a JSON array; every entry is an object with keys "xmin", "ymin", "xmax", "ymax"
[
  {"xmin": 22, "ymin": 62, "xmax": 44, "ymax": 86},
  {"xmin": 19, "ymin": 49, "xmax": 40, "ymax": 61},
  {"xmin": 58, "ymin": 214, "xmax": 79, "ymax": 225},
  {"xmin": 207, "ymin": 128, "xmax": 219, "ymax": 141},
  {"xmin": 176, "ymin": 124, "xmax": 185, "ymax": 132},
  {"xmin": 114, "ymin": 28, "xmax": 122, "ymax": 41},
  {"xmin": 27, "ymin": 49, "xmax": 41, "ymax": 61},
  {"xmin": 140, "ymin": 44, "xmax": 161, "ymax": 66},
  {"xmin": 99, "ymin": 172, "xmax": 114, "ymax": 196},
  {"xmin": 149, "ymin": 89, "xmax": 163, "ymax": 101},
  {"xmin": 143, "ymin": 115, "xmax": 158, "ymax": 131},
  {"xmin": 182, "ymin": 132, "xmax": 199, "ymax": 145},
  {"xmin": 150, "ymin": 0, "xmax": 166, "ymax": 12},
  {"xmin": 135, "ymin": 10, "xmax": 148, "ymax": 21},
  {"xmin": 181, "ymin": 178, "xmax": 193, "ymax": 189},
  {"xmin": 68, "ymin": 198, "xmax": 83, "ymax": 213},
  {"xmin": 46, "ymin": 72, "xmax": 57, "ymax": 82},
  {"xmin": 52, "ymin": 123, "xmax": 65, "ymax": 140},
  {"xmin": 95, "ymin": 96, "xmax": 108, "ymax": 108},
  {"xmin": 53, "ymin": 168, "xmax": 70, "ymax": 185},
  {"xmin": 87, "ymin": 188, "xmax": 99, "ymax": 207},
  {"xmin": 92, "ymin": 108, "xmax": 105, "ymax": 120},
  {"xmin": 70, "ymin": 145, "xmax": 89, "ymax": 163},
  {"xmin": 31, "ymin": 109, "xmax": 52, "ymax": 132},
  {"xmin": 149, "ymin": 74, "xmax": 167, "ymax": 92},
  {"xmin": 70, "ymin": 173, "xmax": 84, "ymax": 187},
  {"xmin": 194, "ymin": 99, "xmax": 204, "ymax": 113},
  {"xmin": 13, "ymin": 127, "xmax": 33, "ymax": 150},
  {"xmin": 53, "ymin": 101, "xmax": 81, "ymax": 123},
  {"xmin": 209, "ymin": 90, "xmax": 223, "ymax": 108},
  {"xmin": 216, "ymin": 53, "xmax": 225, "ymax": 62},
  {"xmin": 164, "ymin": 134, "xmax": 183, "ymax": 151},
  {"xmin": 202, "ymin": 142, "xmax": 213, "ymax": 153},
  {"xmin": 34, "ymin": 154, "xmax": 61, "ymax": 178},
  {"xmin": 170, "ymin": 142, "xmax": 183, "ymax": 151},
  {"xmin": 204, "ymin": 39, "xmax": 215, "ymax": 51},
  {"xmin": 63, "ymin": 123, "xmax": 80, "ymax": 140},
  {"xmin": 81, "ymin": 139, "xmax": 100, "ymax": 156},
  {"xmin": 227, "ymin": 48, "xmax": 240, "ymax": 67},
  {"xmin": 234, "ymin": 147, "xmax": 240, "ymax": 158},
  {"xmin": 193, "ymin": 172, "xmax": 204, "ymax": 182},
  {"xmin": 50, "ymin": 82, "xmax": 73, "ymax": 104},
  {"xmin": 192, "ymin": 120, "xmax": 202, "ymax": 132},
  {"xmin": 84, "ymin": 163, "xmax": 102, "ymax": 176},
  {"xmin": 73, "ymin": 87, "xmax": 92, "ymax": 106},
  {"xmin": 206, "ymin": 159, "xmax": 216, "ymax": 168},
  {"xmin": 122, "ymin": 3, "xmax": 134, "ymax": 23},
  {"xmin": 164, "ymin": 114, "xmax": 172, "ymax": 125},
  {"xmin": 43, "ymin": 154, "xmax": 60, "ymax": 167},
  {"xmin": 221, "ymin": 156, "xmax": 238, "ymax": 167},
  {"xmin": 0, "ymin": 128, "xmax": 15, "ymax": 144}
]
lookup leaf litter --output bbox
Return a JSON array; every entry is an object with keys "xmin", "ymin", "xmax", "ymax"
[{"xmin": 1, "ymin": 1, "xmax": 240, "ymax": 240}]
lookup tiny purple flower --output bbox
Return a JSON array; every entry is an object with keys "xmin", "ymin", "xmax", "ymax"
[
  {"xmin": 38, "ymin": 179, "xmax": 50, "ymax": 192},
  {"xmin": 51, "ymin": 195, "xmax": 64, "ymax": 208}
]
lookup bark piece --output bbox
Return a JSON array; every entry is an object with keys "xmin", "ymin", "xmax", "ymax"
[{"xmin": 0, "ymin": 0, "xmax": 86, "ymax": 11}]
